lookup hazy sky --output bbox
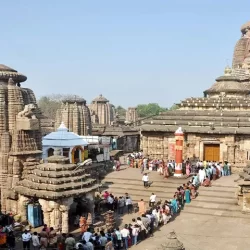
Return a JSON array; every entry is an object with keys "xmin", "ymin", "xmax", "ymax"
[{"xmin": 1, "ymin": 1, "xmax": 250, "ymax": 108}]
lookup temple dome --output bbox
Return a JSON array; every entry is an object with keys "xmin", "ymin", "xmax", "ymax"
[
  {"xmin": 0, "ymin": 64, "xmax": 27, "ymax": 83},
  {"xmin": 0, "ymin": 64, "xmax": 17, "ymax": 72},
  {"xmin": 204, "ymin": 69, "xmax": 250, "ymax": 96},
  {"xmin": 92, "ymin": 94, "xmax": 109, "ymax": 103},
  {"xmin": 43, "ymin": 122, "xmax": 88, "ymax": 147},
  {"xmin": 62, "ymin": 96, "xmax": 86, "ymax": 104}
]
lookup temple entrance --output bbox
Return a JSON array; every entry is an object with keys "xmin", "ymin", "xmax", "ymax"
[
  {"xmin": 204, "ymin": 144, "xmax": 220, "ymax": 161},
  {"xmin": 71, "ymin": 146, "xmax": 84, "ymax": 163},
  {"xmin": 48, "ymin": 148, "xmax": 54, "ymax": 157}
]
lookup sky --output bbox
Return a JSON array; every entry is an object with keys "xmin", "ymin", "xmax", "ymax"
[{"xmin": 1, "ymin": 1, "xmax": 250, "ymax": 108}]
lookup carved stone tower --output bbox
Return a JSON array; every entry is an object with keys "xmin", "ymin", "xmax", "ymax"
[
  {"xmin": 55, "ymin": 97, "xmax": 92, "ymax": 135},
  {"xmin": 126, "ymin": 107, "xmax": 138, "ymax": 123},
  {"xmin": 0, "ymin": 64, "xmax": 42, "ymax": 213},
  {"xmin": 89, "ymin": 94, "xmax": 115, "ymax": 125}
]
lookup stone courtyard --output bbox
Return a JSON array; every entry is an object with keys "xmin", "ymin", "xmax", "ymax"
[{"xmin": 102, "ymin": 167, "xmax": 250, "ymax": 250}]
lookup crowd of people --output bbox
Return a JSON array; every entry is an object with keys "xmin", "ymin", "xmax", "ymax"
[{"xmin": 72, "ymin": 178, "xmax": 198, "ymax": 250}]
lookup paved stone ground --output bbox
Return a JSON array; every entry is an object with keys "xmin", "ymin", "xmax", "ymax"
[{"xmin": 102, "ymin": 167, "xmax": 250, "ymax": 250}]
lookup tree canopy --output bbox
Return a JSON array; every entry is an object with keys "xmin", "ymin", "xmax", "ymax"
[{"xmin": 136, "ymin": 103, "xmax": 166, "ymax": 118}]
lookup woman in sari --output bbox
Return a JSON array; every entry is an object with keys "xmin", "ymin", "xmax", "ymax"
[
  {"xmin": 202, "ymin": 177, "xmax": 211, "ymax": 187},
  {"xmin": 79, "ymin": 216, "xmax": 88, "ymax": 233},
  {"xmin": 171, "ymin": 196, "xmax": 178, "ymax": 214},
  {"xmin": 186, "ymin": 161, "xmax": 191, "ymax": 176},
  {"xmin": 163, "ymin": 164, "xmax": 169, "ymax": 178},
  {"xmin": 184, "ymin": 187, "xmax": 191, "ymax": 203},
  {"xmin": 190, "ymin": 185, "xmax": 196, "ymax": 199}
]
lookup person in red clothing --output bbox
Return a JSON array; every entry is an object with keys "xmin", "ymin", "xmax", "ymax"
[{"xmin": 103, "ymin": 191, "xmax": 110, "ymax": 199}]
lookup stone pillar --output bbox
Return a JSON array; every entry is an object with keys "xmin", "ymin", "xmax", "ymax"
[
  {"xmin": 18, "ymin": 195, "xmax": 29, "ymax": 221},
  {"xmin": 39, "ymin": 199, "xmax": 50, "ymax": 226},
  {"xmin": 86, "ymin": 192, "xmax": 95, "ymax": 223},
  {"xmin": 59, "ymin": 197, "xmax": 73, "ymax": 233},
  {"xmin": 174, "ymin": 127, "xmax": 184, "ymax": 177},
  {"xmin": 48, "ymin": 201, "xmax": 62, "ymax": 231}
]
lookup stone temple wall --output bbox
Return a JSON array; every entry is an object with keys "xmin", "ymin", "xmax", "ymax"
[{"xmin": 141, "ymin": 131, "xmax": 250, "ymax": 173}]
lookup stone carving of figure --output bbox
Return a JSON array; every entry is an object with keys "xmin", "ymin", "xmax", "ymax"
[{"xmin": 17, "ymin": 104, "xmax": 37, "ymax": 119}]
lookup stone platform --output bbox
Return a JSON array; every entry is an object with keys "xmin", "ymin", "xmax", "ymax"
[{"xmin": 102, "ymin": 167, "xmax": 250, "ymax": 250}]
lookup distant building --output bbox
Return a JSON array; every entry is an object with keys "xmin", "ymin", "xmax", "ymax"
[
  {"xmin": 126, "ymin": 107, "xmax": 138, "ymax": 123},
  {"xmin": 55, "ymin": 96, "xmax": 92, "ymax": 135},
  {"xmin": 89, "ymin": 94, "xmax": 115, "ymax": 125}
]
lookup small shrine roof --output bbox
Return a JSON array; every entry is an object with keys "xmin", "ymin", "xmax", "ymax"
[
  {"xmin": 42, "ymin": 122, "xmax": 88, "ymax": 147},
  {"xmin": 14, "ymin": 149, "xmax": 98, "ymax": 200}
]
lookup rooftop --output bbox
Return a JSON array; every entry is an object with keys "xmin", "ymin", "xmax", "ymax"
[
  {"xmin": 14, "ymin": 149, "xmax": 98, "ymax": 200},
  {"xmin": 92, "ymin": 94, "xmax": 109, "ymax": 103},
  {"xmin": 0, "ymin": 64, "xmax": 27, "ymax": 83},
  {"xmin": 42, "ymin": 122, "xmax": 88, "ymax": 147}
]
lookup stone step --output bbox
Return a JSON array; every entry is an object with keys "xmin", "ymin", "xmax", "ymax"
[
  {"xmin": 181, "ymin": 206, "xmax": 250, "ymax": 219},
  {"xmin": 108, "ymin": 191, "xmax": 237, "ymax": 205},
  {"xmin": 106, "ymin": 184, "xmax": 236, "ymax": 198},
  {"xmin": 186, "ymin": 203, "xmax": 240, "ymax": 212},
  {"xmin": 103, "ymin": 178, "xmax": 237, "ymax": 193},
  {"xmin": 103, "ymin": 177, "xmax": 188, "ymax": 186}
]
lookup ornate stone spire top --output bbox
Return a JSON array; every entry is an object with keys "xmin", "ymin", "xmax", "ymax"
[{"xmin": 224, "ymin": 66, "xmax": 232, "ymax": 76}]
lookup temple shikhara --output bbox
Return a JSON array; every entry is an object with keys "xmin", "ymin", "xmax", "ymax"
[
  {"xmin": 140, "ymin": 21, "xmax": 250, "ymax": 173},
  {"xmin": 0, "ymin": 65, "xmax": 99, "ymax": 232}
]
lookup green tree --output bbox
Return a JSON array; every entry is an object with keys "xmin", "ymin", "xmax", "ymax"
[
  {"xmin": 137, "ymin": 103, "xmax": 166, "ymax": 118},
  {"xmin": 169, "ymin": 104, "xmax": 178, "ymax": 110},
  {"xmin": 115, "ymin": 105, "xmax": 126, "ymax": 117}
]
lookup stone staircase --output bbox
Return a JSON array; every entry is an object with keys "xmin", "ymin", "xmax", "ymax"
[{"xmin": 101, "ymin": 168, "xmax": 249, "ymax": 219}]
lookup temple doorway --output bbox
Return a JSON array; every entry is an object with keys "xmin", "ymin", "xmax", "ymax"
[
  {"xmin": 204, "ymin": 144, "xmax": 220, "ymax": 161},
  {"xmin": 71, "ymin": 146, "xmax": 84, "ymax": 163},
  {"xmin": 48, "ymin": 148, "xmax": 54, "ymax": 157}
]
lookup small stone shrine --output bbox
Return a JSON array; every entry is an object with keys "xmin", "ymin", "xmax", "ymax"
[
  {"xmin": 156, "ymin": 231, "xmax": 184, "ymax": 250},
  {"xmin": 42, "ymin": 122, "xmax": 88, "ymax": 163},
  {"xmin": 14, "ymin": 148, "xmax": 99, "ymax": 233}
]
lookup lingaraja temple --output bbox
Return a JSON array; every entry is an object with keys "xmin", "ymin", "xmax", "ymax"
[{"xmin": 140, "ymin": 21, "xmax": 250, "ymax": 173}]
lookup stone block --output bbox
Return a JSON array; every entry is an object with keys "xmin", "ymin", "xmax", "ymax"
[{"xmin": 16, "ymin": 118, "xmax": 39, "ymax": 130}]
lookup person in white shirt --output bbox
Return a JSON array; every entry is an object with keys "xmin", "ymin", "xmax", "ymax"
[
  {"xmin": 142, "ymin": 173, "xmax": 149, "ymax": 188},
  {"xmin": 149, "ymin": 193, "xmax": 156, "ymax": 207},
  {"xmin": 107, "ymin": 195, "xmax": 114, "ymax": 211},
  {"xmin": 31, "ymin": 232, "xmax": 40, "ymax": 250},
  {"xmin": 120, "ymin": 224, "xmax": 130, "ymax": 250},
  {"xmin": 22, "ymin": 230, "xmax": 32, "ymax": 250},
  {"xmin": 82, "ymin": 228, "xmax": 92, "ymax": 242},
  {"xmin": 125, "ymin": 196, "xmax": 133, "ymax": 214}
]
